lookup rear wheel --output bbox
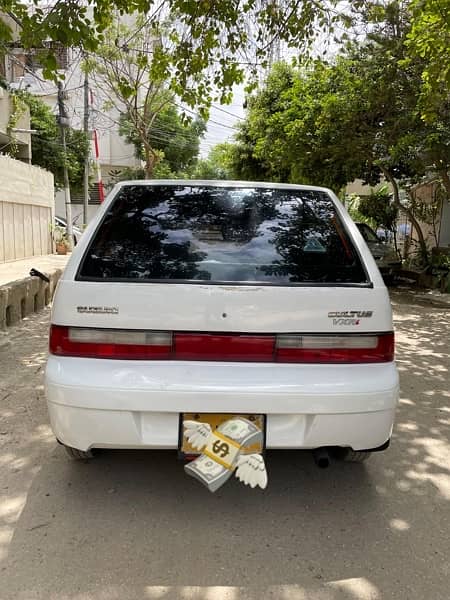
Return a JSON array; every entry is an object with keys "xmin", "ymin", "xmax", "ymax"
[{"xmin": 63, "ymin": 444, "xmax": 94, "ymax": 460}]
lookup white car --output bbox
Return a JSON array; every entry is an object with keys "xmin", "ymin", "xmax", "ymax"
[
  {"xmin": 46, "ymin": 181, "xmax": 399, "ymax": 465},
  {"xmin": 54, "ymin": 216, "xmax": 84, "ymax": 246}
]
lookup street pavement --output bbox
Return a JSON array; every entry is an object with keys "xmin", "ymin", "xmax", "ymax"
[{"xmin": 0, "ymin": 292, "xmax": 449, "ymax": 600}]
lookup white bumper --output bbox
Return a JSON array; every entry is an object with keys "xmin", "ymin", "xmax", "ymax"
[{"xmin": 46, "ymin": 357, "xmax": 399, "ymax": 452}]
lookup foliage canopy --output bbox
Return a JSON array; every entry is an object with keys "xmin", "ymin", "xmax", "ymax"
[
  {"xmin": 227, "ymin": 3, "xmax": 450, "ymax": 263},
  {"xmin": 1, "ymin": 1, "xmax": 448, "ymax": 121}
]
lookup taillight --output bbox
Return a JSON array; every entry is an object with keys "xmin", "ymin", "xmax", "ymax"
[
  {"xmin": 275, "ymin": 333, "xmax": 394, "ymax": 363},
  {"xmin": 49, "ymin": 326, "xmax": 172, "ymax": 359},
  {"xmin": 49, "ymin": 326, "xmax": 394, "ymax": 363},
  {"xmin": 174, "ymin": 333, "xmax": 274, "ymax": 362}
]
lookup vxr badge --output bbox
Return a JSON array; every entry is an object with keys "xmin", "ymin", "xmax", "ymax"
[{"xmin": 328, "ymin": 310, "xmax": 373, "ymax": 326}]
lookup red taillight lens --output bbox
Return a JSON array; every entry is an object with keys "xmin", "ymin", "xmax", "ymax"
[
  {"xmin": 275, "ymin": 333, "xmax": 394, "ymax": 363},
  {"xmin": 49, "ymin": 325, "xmax": 172, "ymax": 359},
  {"xmin": 174, "ymin": 333, "xmax": 275, "ymax": 362},
  {"xmin": 49, "ymin": 327, "xmax": 394, "ymax": 363}
]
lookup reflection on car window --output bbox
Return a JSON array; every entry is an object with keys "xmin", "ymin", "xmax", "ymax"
[{"xmin": 78, "ymin": 185, "xmax": 368, "ymax": 285}]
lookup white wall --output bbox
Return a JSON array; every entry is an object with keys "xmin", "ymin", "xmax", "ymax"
[
  {"xmin": 55, "ymin": 191, "xmax": 99, "ymax": 225},
  {"xmin": 0, "ymin": 156, "xmax": 54, "ymax": 262},
  {"xmin": 439, "ymin": 200, "xmax": 450, "ymax": 247}
]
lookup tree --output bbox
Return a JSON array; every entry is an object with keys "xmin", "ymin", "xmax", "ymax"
[
  {"xmin": 120, "ymin": 103, "xmax": 205, "ymax": 176},
  {"xmin": 231, "ymin": 60, "xmax": 367, "ymax": 188},
  {"xmin": 358, "ymin": 188, "xmax": 399, "ymax": 234},
  {"xmin": 230, "ymin": 4, "xmax": 450, "ymax": 264},
  {"xmin": 0, "ymin": 1, "xmax": 355, "ymax": 112},
  {"xmin": 2, "ymin": 1, "xmax": 449, "ymax": 124},
  {"xmin": 405, "ymin": 0, "xmax": 450, "ymax": 121},
  {"xmin": 87, "ymin": 17, "xmax": 205, "ymax": 177},
  {"xmin": 85, "ymin": 17, "xmax": 174, "ymax": 178},
  {"xmin": 20, "ymin": 92, "xmax": 89, "ymax": 190},
  {"xmin": 192, "ymin": 142, "xmax": 235, "ymax": 179}
]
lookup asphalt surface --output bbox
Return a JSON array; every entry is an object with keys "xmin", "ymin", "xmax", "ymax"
[{"xmin": 0, "ymin": 292, "xmax": 449, "ymax": 600}]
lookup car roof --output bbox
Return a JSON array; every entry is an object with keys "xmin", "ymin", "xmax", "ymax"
[{"xmin": 115, "ymin": 179, "xmax": 333, "ymax": 194}]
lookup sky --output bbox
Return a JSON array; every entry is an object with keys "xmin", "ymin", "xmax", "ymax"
[{"xmin": 199, "ymin": 85, "xmax": 246, "ymax": 158}]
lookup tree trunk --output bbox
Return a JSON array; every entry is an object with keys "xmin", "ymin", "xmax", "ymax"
[
  {"xmin": 143, "ymin": 144, "xmax": 159, "ymax": 179},
  {"xmin": 144, "ymin": 145, "xmax": 153, "ymax": 178},
  {"xmin": 392, "ymin": 227, "xmax": 399, "ymax": 257},
  {"xmin": 380, "ymin": 167, "xmax": 429, "ymax": 266}
]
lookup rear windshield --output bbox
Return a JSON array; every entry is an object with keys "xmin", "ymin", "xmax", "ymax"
[{"xmin": 77, "ymin": 185, "xmax": 368, "ymax": 285}]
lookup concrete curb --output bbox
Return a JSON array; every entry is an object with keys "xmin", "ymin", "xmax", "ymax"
[
  {"xmin": 0, "ymin": 268, "xmax": 63, "ymax": 329},
  {"xmin": 391, "ymin": 287, "xmax": 450, "ymax": 309},
  {"xmin": 414, "ymin": 293, "xmax": 450, "ymax": 309}
]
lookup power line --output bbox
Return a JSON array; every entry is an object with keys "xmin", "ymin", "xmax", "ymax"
[
  {"xmin": 62, "ymin": 49, "xmax": 83, "ymax": 90},
  {"xmin": 211, "ymin": 104, "xmax": 244, "ymax": 120},
  {"xmin": 33, "ymin": 84, "xmax": 84, "ymax": 97},
  {"xmin": 170, "ymin": 101, "xmax": 239, "ymax": 131}
]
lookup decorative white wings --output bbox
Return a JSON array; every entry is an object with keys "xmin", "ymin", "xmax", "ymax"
[
  {"xmin": 183, "ymin": 420, "xmax": 212, "ymax": 451},
  {"xmin": 235, "ymin": 454, "xmax": 268, "ymax": 489}
]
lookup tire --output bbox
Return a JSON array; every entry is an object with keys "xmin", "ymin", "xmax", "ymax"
[
  {"xmin": 63, "ymin": 445, "xmax": 94, "ymax": 460},
  {"xmin": 342, "ymin": 449, "xmax": 372, "ymax": 463}
]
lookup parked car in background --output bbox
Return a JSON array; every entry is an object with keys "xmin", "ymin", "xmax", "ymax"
[
  {"xmin": 55, "ymin": 216, "xmax": 84, "ymax": 246},
  {"xmin": 356, "ymin": 223, "xmax": 401, "ymax": 282},
  {"xmin": 46, "ymin": 181, "xmax": 398, "ymax": 466}
]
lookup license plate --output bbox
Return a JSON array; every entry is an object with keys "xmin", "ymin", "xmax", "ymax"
[{"xmin": 179, "ymin": 413, "xmax": 266, "ymax": 458}]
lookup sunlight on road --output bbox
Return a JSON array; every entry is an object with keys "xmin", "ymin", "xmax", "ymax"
[{"xmin": 141, "ymin": 579, "xmax": 381, "ymax": 600}]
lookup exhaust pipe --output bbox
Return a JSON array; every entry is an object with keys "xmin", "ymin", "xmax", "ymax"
[{"xmin": 312, "ymin": 448, "xmax": 330, "ymax": 469}]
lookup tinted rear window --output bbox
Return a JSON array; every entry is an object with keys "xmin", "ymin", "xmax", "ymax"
[{"xmin": 77, "ymin": 185, "xmax": 368, "ymax": 285}]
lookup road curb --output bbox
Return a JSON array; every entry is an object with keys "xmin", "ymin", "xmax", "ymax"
[
  {"xmin": 0, "ymin": 268, "xmax": 63, "ymax": 329},
  {"xmin": 414, "ymin": 294, "xmax": 450, "ymax": 309},
  {"xmin": 391, "ymin": 288, "xmax": 450, "ymax": 309}
]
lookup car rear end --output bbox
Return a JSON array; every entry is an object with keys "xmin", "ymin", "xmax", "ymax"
[{"xmin": 45, "ymin": 181, "xmax": 398, "ymax": 455}]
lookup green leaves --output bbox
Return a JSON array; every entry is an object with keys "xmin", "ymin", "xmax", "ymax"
[
  {"xmin": 405, "ymin": 0, "xmax": 450, "ymax": 122},
  {"xmin": 359, "ymin": 187, "xmax": 399, "ymax": 231},
  {"xmin": 230, "ymin": 4, "xmax": 450, "ymax": 198},
  {"xmin": 117, "ymin": 77, "xmax": 135, "ymax": 100},
  {"xmin": 2, "ymin": 0, "xmax": 448, "ymax": 124},
  {"xmin": 1, "ymin": 0, "xmax": 338, "ymax": 112},
  {"xmin": 120, "ymin": 103, "xmax": 205, "ymax": 174}
]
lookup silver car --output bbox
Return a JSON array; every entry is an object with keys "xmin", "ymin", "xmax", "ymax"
[{"xmin": 356, "ymin": 223, "xmax": 401, "ymax": 281}]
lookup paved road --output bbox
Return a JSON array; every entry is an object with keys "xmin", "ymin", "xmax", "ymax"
[{"xmin": 0, "ymin": 294, "xmax": 449, "ymax": 600}]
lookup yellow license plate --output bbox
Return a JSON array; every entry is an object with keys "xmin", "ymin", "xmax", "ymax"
[{"xmin": 179, "ymin": 413, "xmax": 265, "ymax": 457}]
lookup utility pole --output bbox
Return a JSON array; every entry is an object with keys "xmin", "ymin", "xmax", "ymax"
[
  {"xmin": 57, "ymin": 81, "xmax": 74, "ymax": 251},
  {"xmin": 83, "ymin": 67, "xmax": 90, "ymax": 226}
]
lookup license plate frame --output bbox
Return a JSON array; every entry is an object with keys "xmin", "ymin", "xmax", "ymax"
[{"xmin": 178, "ymin": 413, "xmax": 266, "ymax": 459}]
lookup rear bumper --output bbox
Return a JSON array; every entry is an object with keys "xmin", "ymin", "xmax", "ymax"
[{"xmin": 45, "ymin": 357, "xmax": 399, "ymax": 452}]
